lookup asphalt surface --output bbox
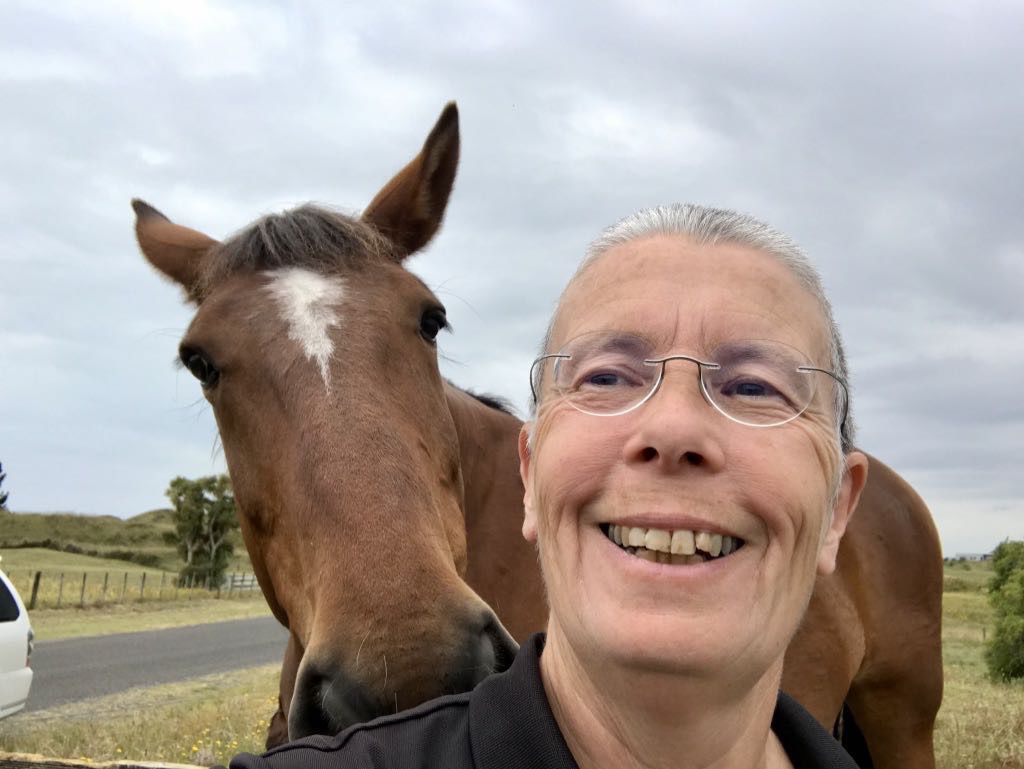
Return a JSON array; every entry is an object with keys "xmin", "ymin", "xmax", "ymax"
[{"xmin": 26, "ymin": 616, "xmax": 288, "ymax": 712}]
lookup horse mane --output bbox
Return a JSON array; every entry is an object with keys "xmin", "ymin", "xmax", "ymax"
[
  {"xmin": 463, "ymin": 388, "xmax": 517, "ymax": 416},
  {"xmin": 201, "ymin": 204, "xmax": 396, "ymax": 292}
]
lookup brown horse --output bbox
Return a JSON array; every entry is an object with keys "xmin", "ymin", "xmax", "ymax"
[{"xmin": 134, "ymin": 103, "xmax": 943, "ymax": 768}]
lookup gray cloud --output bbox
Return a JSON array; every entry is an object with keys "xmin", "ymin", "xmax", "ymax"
[{"xmin": 1, "ymin": 0, "xmax": 1021, "ymax": 554}]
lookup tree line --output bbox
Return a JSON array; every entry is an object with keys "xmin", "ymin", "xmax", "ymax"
[
  {"xmin": 165, "ymin": 474, "xmax": 239, "ymax": 586},
  {"xmin": 986, "ymin": 539, "xmax": 1024, "ymax": 681}
]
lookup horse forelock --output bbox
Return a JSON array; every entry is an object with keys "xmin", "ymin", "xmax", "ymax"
[{"xmin": 199, "ymin": 204, "xmax": 396, "ymax": 296}]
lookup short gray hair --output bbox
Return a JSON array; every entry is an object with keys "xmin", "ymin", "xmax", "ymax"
[{"xmin": 535, "ymin": 203, "xmax": 855, "ymax": 453}]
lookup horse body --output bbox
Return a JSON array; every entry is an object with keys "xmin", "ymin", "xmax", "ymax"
[{"xmin": 135, "ymin": 103, "xmax": 942, "ymax": 768}]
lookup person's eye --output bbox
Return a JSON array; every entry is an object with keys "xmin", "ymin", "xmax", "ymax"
[
  {"xmin": 724, "ymin": 379, "xmax": 775, "ymax": 398},
  {"xmin": 586, "ymin": 371, "xmax": 623, "ymax": 387},
  {"xmin": 574, "ymin": 360, "xmax": 646, "ymax": 390}
]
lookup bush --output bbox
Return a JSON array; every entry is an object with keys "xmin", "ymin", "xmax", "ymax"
[{"xmin": 985, "ymin": 540, "xmax": 1024, "ymax": 681}]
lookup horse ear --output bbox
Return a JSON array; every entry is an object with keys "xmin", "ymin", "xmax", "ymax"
[
  {"xmin": 132, "ymin": 199, "xmax": 219, "ymax": 302},
  {"xmin": 362, "ymin": 102, "xmax": 460, "ymax": 260}
]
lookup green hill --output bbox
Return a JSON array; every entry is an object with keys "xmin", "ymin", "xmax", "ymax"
[{"xmin": 0, "ymin": 509, "xmax": 249, "ymax": 572}]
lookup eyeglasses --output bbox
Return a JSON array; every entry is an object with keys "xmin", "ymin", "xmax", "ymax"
[{"xmin": 530, "ymin": 331, "xmax": 848, "ymax": 429}]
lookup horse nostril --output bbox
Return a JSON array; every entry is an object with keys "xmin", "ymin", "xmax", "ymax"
[
  {"xmin": 478, "ymin": 613, "xmax": 519, "ymax": 676},
  {"xmin": 289, "ymin": 662, "xmax": 381, "ymax": 740}
]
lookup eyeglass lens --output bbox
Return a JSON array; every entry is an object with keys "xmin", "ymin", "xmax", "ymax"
[{"xmin": 546, "ymin": 332, "xmax": 823, "ymax": 425}]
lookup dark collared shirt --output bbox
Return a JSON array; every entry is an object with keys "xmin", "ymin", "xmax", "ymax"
[{"xmin": 228, "ymin": 634, "xmax": 858, "ymax": 769}]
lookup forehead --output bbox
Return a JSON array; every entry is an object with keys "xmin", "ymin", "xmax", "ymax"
[{"xmin": 552, "ymin": 235, "xmax": 829, "ymax": 360}]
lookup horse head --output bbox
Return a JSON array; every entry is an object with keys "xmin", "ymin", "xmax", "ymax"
[{"xmin": 133, "ymin": 103, "xmax": 518, "ymax": 739}]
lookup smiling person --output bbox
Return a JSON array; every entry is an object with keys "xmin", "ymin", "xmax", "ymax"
[{"xmin": 228, "ymin": 204, "xmax": 868, "ymax": 769}]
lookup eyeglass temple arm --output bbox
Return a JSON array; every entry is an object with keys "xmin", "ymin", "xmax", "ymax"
[
  {"xmin": 798, "ymin": 365, "xmax": 850, "ymax": 434},
  {"xmin": 529, "ymin": 353, "xmax": 572, "ymax": 404}
]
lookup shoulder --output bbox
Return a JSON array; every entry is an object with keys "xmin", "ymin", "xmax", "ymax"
[
  {"xmin": 772, "ymin": 692, "xmax": 860, "ymax": 769},
  {"xmin": 228, "ymin": 693, "xmax": 474, "ymax": 769}
]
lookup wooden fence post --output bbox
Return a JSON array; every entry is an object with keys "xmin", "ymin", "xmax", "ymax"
[
  {"xmin": 56, "ymin": 572, "xmax": 65, "ymax": 608},
  {"xmin": 159, "ymin": 572, "xmax": 166, "ymax": 599},
  {"xmin": 139, "ymin": 572, "xmax": 147, "ymax": 602},
  {"xmin": 121, "ymin": 571, "xmax": 128, "ymax": 602},
  {"xmin": 79, "ymin": 572, "xmax": 88, "ymax": 608},
  {"xmin": 101, "ymin": 572, "xmax": 109, "ymax": 603},
  {"xmin": 28, "ymin": 571, "xmax": 41, "ymax": 610}
]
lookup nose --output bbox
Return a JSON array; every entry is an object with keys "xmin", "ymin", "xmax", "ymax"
[
  {"xmin": 625, "ymin": 359, "xmax": 725, "ymax": 471},
  {"xmin": 288, "ymin": 609, "xmax": 519, "ymax": 740}
]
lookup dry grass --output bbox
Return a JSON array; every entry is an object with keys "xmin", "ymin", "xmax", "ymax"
[
  {"xmin": 934, "ymin": 565, "xmax": 1024, "ymax": 769},
  {"xmin": 2, "ymin": 549, "xmax": 260, "ymax": 611},
  {"xmin": 0, "ymin": 665, "xmax": 279, "ymax": 767},
  {"xmin": 29, "ymin": 595, "xmax": 272, "ymax": 641}
]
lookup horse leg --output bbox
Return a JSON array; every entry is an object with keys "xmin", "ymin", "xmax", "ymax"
[
  {"xmin": 844, "ymin": 641, "xmax": 943, "ymax": 769},
  {"xmin": 265, "ymin": 634, "xmax": 302, "ymax": 749},
  {"xmin": 839, "ymin": 456, "xmax": 943, "ymax": 769}
]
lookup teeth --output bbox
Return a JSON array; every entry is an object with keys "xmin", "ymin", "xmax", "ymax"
[
  {"xmin": 644, "ymin": 529, "xmax": 671, "ymax": 552},
  {"xmin": 606, "ymin": 524, "xmax": 741, "ymax": 563},
  {"xmin": 693, "ymin": 531, "xmax": 724, "ymax": 557},
  {"xmin": 627, "ymin": 527, "xmax": 647, "ymax": 547},
  {"xmin": 670, "ymin": 529, "xmax": 696, "ymax": 555}
]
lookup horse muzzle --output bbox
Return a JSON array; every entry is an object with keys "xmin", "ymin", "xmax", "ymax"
[{"xmin": 287, "ymin": 609, "xmax": 519, "ymax": 740}]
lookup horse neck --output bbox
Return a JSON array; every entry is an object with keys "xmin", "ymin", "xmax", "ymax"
[
  {"xmin": 443, "ymin": 384, "xmax": 549, "ymax": 639},
  {"xmin": 443, "ymin": 383, "xmax": 524, "ymax": 532}
]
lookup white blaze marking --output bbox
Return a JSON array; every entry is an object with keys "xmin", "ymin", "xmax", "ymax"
[{"xmin": 265, "ymin": 268, "xmax": 346, "ymax": 390}]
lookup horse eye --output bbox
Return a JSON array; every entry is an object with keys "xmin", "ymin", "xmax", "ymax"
[
  {"xmin": 419, "ymin": 308, "xmax": 448, "ymax": 343},
  {"xmin": 182, "ymin": 350, "xmax": 220, "ymax": 389}
]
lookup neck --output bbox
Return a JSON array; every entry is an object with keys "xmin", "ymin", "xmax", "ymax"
[
  {"xmin": 540, "ymin": 623, "xmax": 793, "ymax": 769},
  {"xmin": 443, "ymin": 384, "xmax": 548, "ymax": 641}
]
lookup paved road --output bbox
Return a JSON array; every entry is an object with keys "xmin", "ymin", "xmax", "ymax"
[{"xmin": 26, "ymin": 616, "xmax": 289, "ymax": 712}]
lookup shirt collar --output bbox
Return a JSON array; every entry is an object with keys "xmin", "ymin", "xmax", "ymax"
[{"xmin": 469, "ymin": 633, "xmax": 578, "ymax": 769}]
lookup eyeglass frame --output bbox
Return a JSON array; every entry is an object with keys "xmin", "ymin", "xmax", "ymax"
[{"xmin": 529, "ymin": 349, "xmax": 850, "ymax": 431}]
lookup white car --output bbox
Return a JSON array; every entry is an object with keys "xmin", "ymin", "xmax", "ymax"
[{"xmin": 0, "ymin": 570, "xmax": 33, "ymax": 719}]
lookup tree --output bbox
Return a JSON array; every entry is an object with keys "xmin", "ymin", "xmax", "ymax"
[
  {"xmin": 164, "ymin": 474, "xmax": 238, "ymax": 586},
  {"xmin": 985, "ymin": 539, "xmax": 1024, "ymax": 681},
  {"xmin": 0, "ymin": 462, "xmax": 9, "ymax": 510}
]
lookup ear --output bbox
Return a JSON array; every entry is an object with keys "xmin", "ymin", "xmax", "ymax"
[
  {"xmin": 518, "ymin": 424, "xmax": 538, "ymax": 544},
  {"xmin": 132, "ymin": 199, "xmax": 219, "ymax": 302},
  {"xmin": 361, "ymin": 102, "xmax": 460, "ymax": 260},
  {"xmin": 817, "ymin": 450, "xmax": 869, "ymax": 575}
]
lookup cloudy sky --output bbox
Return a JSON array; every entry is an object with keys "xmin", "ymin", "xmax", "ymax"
[{"xmin": 2, "ymin": 0, "xmax": 1020, "ymax": 555}]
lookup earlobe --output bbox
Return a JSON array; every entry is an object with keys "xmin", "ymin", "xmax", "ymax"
[
  {"xmin": 518, "ymin": 425, "xmax": 538, "ymax": 543},
  {"xmin": 817, "ymin": 451, "xmax": 869, "ymax": 575}
]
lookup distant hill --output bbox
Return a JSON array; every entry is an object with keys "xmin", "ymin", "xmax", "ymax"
[{"xmin": 0, "ymin": 509, "xmax": 249, "ymax": 572}]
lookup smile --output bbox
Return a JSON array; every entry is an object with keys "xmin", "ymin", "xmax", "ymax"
[{"xmin": 600, "ymin": 524, "xmax": 745, "ymax": 565}]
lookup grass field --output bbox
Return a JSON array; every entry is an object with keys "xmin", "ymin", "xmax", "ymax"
[
  {"xmin": 28, "ymin": 596, "xmax": 272, "ymax": 641},
  {"xmin": 0, "ymin": 509, "xmax": 250, "ymax": 573},
  {"xmin": 1, "ymin": 549, "xmax": 259, "ymax": 611},
  {"xmin": 934, "ymin": 560, "xmax": 1024, "ymax": 768}
]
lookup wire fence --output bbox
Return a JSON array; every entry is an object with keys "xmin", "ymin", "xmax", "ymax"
[{"xmin": 2, "ymin": 568, "xmax": 261, "ymax": 610}]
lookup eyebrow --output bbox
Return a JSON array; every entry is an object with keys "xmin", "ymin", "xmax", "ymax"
[{"xmin": 572, "ymin": 332, "xmax": 654, "ymax": 358}]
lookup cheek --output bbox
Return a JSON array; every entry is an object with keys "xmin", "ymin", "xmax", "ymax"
[
  {"xmin": 730, "ymin": 430, "xmax": 833, "ymax": 552},
  {"xmin": 530, "ymin": 413, "xmax": 622, "ymax": 530}
]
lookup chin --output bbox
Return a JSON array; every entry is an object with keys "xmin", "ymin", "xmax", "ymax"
[{"xmin": 573, "ymin": 607, "xmax": 758, "ymax": 679}]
